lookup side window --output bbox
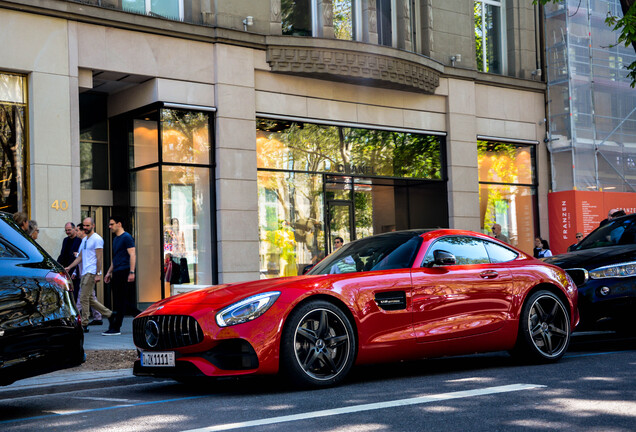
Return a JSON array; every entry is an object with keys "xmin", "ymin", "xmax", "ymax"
[
  {"xmin": 484, "ymin": 241, "xmax": 518, "ymax": 263},
  {"xmin": 423, "ymin": 236, "xmax": 490, "ymax": 266},
  {"xmin": 618, "ymin": 219, "xmax": 636, "ymax": 245},
  {"xmin": 0, "ymin": 239, "xmax": 18, "ymax": 258},
  {"xmin": 372, "ymin": 237, "xmax": 422, "ymax": 271}
]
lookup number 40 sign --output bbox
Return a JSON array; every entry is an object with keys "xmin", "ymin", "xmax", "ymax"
[{"xmin": 51, "ymin": 200, "xmax": 69, "ymax": 211}]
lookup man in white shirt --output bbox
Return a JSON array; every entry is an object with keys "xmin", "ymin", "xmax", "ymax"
[{"xmin": 65, "ymin": 217, "xmax": 113, "ymax": 333}]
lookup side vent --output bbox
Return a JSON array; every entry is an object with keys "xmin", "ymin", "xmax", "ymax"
[{"xmin": 375, "ymin": 291, "xmax": 407, "ymax": 311}]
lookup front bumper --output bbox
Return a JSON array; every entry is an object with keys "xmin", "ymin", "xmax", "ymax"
[
  {"xmin": 134, "ymin": 338, "xmax": 260, "ymax": 379},
  {"xmin": 576, "ymin": 277, "xmax": 636, "ymax": 330}
]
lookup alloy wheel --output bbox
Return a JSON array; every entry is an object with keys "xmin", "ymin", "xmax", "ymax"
[
  {"xmin": 527, "ymin": 294, "xmax": 570, "ymax": 358},
  {"xmin": 292, "ymin": 308, "xmax": 351, "ymax": 381}
]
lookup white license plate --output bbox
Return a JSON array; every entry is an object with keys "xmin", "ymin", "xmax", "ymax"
[{"xmin": 141, "ymin": 351, "xmax": 175, "ymax": 367}]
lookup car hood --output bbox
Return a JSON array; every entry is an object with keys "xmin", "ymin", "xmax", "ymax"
[
  {"xmin": 544, "ymin": 244, "xmax": 636, "ymax": 270},
  {"xmin": 143, "ymin": 275, "xmax": 323, "ymax": 314}
]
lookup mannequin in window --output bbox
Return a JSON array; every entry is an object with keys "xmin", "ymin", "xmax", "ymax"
[{"xmin": 164, "ymin": 217, "xmax": 186, "ymax": 257}]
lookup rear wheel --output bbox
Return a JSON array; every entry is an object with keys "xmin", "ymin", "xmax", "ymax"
[
  {"xmin": 280, "ymin": 300, "xmax": 356, "ymax": 388},
  {"xmin": 512, "ymin": 290, "xmax": 571, "ymax": 362}
]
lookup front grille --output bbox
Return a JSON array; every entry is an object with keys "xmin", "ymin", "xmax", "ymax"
[
  {"xmin": 565, "ymin": 268, "xmax": 589, "ymax": 287},
  {"xmin": 133, "ymin": 315, "xmax": 204, "ymax": 350}
]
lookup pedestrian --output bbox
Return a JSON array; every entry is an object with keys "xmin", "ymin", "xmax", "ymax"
[
  {"xmin": 72, "ymin": 222, "xmax": 103, "ymax": 325},
  {"xmin": 534, "ymin": 237, "xmax": 552, "ymax": 258},
  {"xmin": 58, "ymin": 222, "xmax": 82, "ymax": 302},
  {"xmin": 64, "ymin": 217, "xmax": 113, "ymax": 333},
  {"xmin": 58, "ymin": 223, "xmax": 82, "ymax": 281},
  {"xmin": 12, "ymin": 211, "xmax": 29, "ymax": 231},
  {"xmin": 103, "ymin": 215, "xmax": 136, "ymax": 336},
  {"xmin": 568, "ymin": 232, "xmax": 583, "ymax": 252},
  {"xmin": 76, "ymin": 220, "xmax": 104, "ymax": 326},
  {"xmin": 491, "ymin": 223, "xmax": 509, "ymax": 243},
  {"xmin": 27, "ymin": 220, "xmax": 39, "ymax": 240}
]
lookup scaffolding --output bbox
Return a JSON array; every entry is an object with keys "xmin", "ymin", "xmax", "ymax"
[{"xmin": 545, "ymin": 0, "xmax": 636, "ymax": 192}]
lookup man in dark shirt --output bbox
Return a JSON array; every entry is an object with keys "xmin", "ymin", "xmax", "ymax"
[
  {"xmin": 103, "ymin": 215, "xmax": 136, "ymax": 336},
  {"xmin": 58, "ymin": 222, "xmax": 82, "ymax": 301}
]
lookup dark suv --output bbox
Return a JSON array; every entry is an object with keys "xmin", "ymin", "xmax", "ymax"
[
  {"xmin": 544, "ymin": 213, "xmax": 636, "ymax": 332},
  {"xmin": 0, "ymin": 212, "xmax": 84, "ymax": 386}
]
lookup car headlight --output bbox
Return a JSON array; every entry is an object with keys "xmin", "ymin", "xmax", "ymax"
[
  {"xmin": 589, "ymin": 262, "xmax": 636, "ymax": 279},
  {"xmin": 215, "ymin": 291, "xmax": 281, "ymax": 327}
]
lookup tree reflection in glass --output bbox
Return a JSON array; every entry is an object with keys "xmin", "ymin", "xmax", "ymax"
[
  {"xmin": 0, "ymin": 73, "xmax": 27, "ymax": 213},
  {"xmin": 256, "ymin": 119, "xmax": 442, "ymax": 180}
]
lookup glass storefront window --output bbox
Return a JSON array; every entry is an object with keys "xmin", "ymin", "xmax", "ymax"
[
  {"xmin": 132, "ymin": 118, "xmax": 159, "ymax": 168},
  {"xmin": 130, "ymin": 107, "xmax": 214, "ymax": 302},
  {"xmin": 80, "ymin": 93, "xmax": 109, "ymax": 190},
  {"xmin": 478, "ymin": 140, "xmax": 537, "ymax": 254},
  {"xmin": 162, "ymin": 166, "xmax": 213, "ymax": 286},
  {"xmin": 161, "ymin": 109, "xmax": 210, "ymax": 165},
  {"xmin": 257, "ymin": 119, "xmax": 448, "ymax": 279},
  {"xmin": 0, "ymin": 73, "xmax": 27, "ymax": 213},
  {"xmin": 258, "ymin": 171, "xmax": 325, "ymax": 278},
  {"xmin": 256, "ymin": 120, "xmax": 443, "ymax": 180},
  {"xmin": 131, "ymin": 167, "xmax": 160, "ymax": 304}
]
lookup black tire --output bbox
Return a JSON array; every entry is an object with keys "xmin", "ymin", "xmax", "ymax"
[
  {"xmin": 280, "ymin": 300, "xmax": 356, "ymax": 388},
  {"xmin": 512, "ymin": 290, "xmax": 571, "ymax": 362}
]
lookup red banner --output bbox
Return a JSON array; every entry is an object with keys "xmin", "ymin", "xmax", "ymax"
[{"xmin": 548, "ymin": 190, "xmax": 636, "ymax": 254}]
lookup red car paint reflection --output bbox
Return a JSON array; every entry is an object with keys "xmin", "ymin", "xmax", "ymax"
[{"xmin": 133, "ymin": 229, "xmax": 579, "ymax": 388}]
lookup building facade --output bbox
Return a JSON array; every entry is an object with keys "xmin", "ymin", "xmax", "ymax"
[{"xmin": 0, "ymin": 0, "xmax": 549, "ymax": 308}]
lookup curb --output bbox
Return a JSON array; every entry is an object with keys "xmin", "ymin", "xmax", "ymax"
[{"xmin": 0, "ymin": 369, "xmax": 165, "ymax": 399}]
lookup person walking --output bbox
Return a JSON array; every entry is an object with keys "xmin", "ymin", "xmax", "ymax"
[
  {"xmin": 73, "ymin": 221, "xmax": 103, "ymax": 326},
  {"xmin": 58, "ymin": 222, "xmax": 82, "ymax": 301},
  {"xmin": 103, "ymin": 215, "xmax": 136, "ymax": 336},
  {"xmin": 64, "ymin": 217, "xmax": 113, "ymax": 333}
]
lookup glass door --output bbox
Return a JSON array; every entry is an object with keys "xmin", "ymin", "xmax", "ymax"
[{"xmin": 129, "ymin": 105, "xmax": 215, "ymax": 303}]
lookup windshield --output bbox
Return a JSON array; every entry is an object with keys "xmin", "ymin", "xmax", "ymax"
[
  {"xmin": 576, "ymin": 216, "xmax": 636, "ymax": 250},
  {"xmin": 308, "ymin": 231, "xmax": 424, "ymax": 275}
]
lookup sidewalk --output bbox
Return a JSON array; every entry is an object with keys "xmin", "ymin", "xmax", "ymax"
[
  {"xmin": 83, "ymin": 316, "xmax": 136, "ymax": 351},
  {"xmin": 0, "ymin": 316, "xmax": 148, "ymax": 396}
]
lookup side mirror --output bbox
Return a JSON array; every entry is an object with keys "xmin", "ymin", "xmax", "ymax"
[{"xmin": 433, "ymin": 249, "xmax": 456, "ymax": 266}]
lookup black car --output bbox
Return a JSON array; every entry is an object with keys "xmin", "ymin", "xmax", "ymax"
[
  {"xmin": 544, "ymin": 213, "xmax": 636, "ymax": 332},
  {"xmin": 0, "ymin": 212, "xmax": 84, "ymax": 386}
]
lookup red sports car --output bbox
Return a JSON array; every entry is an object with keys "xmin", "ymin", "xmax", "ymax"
[{"xmin": 133, "ymin": 229, "xmax": 579, "ymax": 387}]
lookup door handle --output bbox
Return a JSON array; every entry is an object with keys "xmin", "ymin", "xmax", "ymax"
[{"xmin": 480, "ymin": 270, "xmax": 499, "ymax": 279}]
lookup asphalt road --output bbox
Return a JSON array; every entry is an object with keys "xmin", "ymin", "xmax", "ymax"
[{"xmin": 1, "ymin": 333, "xmax": 634, "ymax": 432}]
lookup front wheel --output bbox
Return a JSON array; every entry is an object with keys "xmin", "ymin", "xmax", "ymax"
[
  {"xmin": 512, "ymin": 290, "xmax": 571, "ymax": 362},
  {"xmin": 280, "ymin": 300, "xmax": 356, "ymax": 388}
]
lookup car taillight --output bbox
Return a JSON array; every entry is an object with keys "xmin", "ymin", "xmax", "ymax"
[{"xmin": 46, "ymin": 271, "xmax": 73, "ymax": 292}]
